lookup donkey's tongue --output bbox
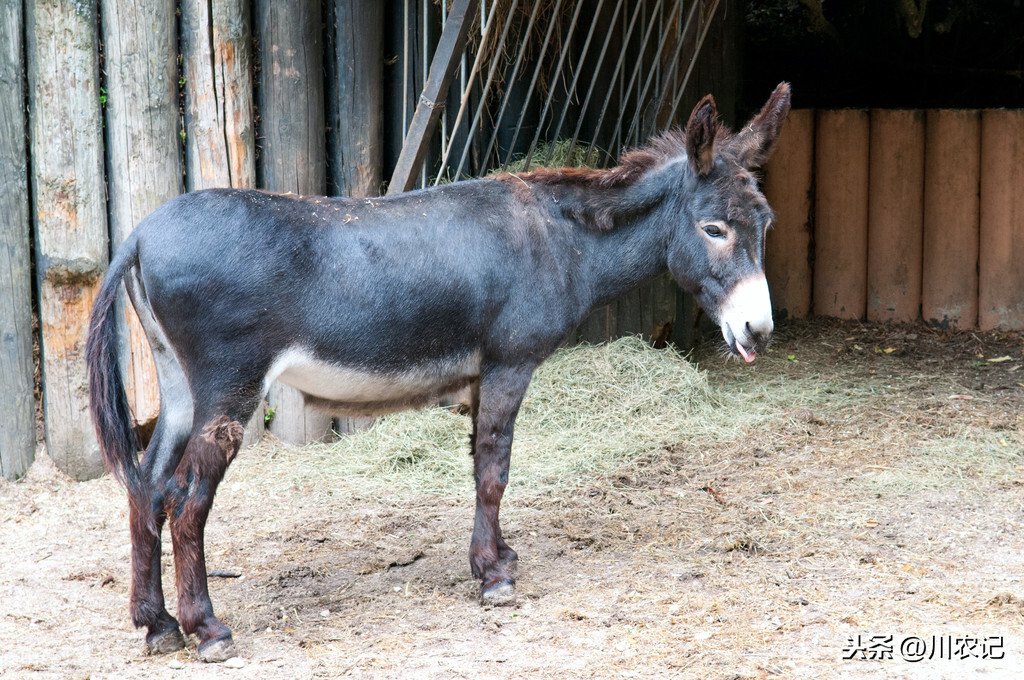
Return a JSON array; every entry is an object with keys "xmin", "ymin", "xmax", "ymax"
[{"xmin": 736, "ymin": 340, "xmax": 756, "ymax": 363}]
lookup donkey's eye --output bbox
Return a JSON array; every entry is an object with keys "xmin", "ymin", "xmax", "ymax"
[{"xmin": 703, "ymin": 223, "xmax": 726, "ymax": 238}]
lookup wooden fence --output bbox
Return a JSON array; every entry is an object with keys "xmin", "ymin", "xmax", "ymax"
[
  {"xmin": 764, "ymin": 108, "xmax": 1024, "ymax": 331},
  {"xmin": 0, "ymin": 0, "xmax": 384, "ymax": 480}
]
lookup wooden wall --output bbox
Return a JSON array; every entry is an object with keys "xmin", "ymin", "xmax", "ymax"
[
  {"xmin": 0, "ymin": 0, "xmax": 386, "ymax": 479},
  {"xmin": 764, "ymin": 107, "xmax": 1023, "ymax": 331}
]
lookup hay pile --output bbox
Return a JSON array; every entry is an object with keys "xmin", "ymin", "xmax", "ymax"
[
  {"xmin": 317, "ymin": 337, "xmax": 721, "ymax": 498},
  {"xmin": 501, "ymin": 139, "xmax": 603, "ymax": 173}
]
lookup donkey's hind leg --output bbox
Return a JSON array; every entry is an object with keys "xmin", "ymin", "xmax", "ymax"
[
  {"xmin": 125, "ymin": 270, "xmax": 194, "ymax": 654},
  {"xmin": 132, "ymin": 408, "xmax": 191, "ymax": 655},
  {"xmin": 166, "ymin": 388, "xmax": 259, "ymax": 662}
]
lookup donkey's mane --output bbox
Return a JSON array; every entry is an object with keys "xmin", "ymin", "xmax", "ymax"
[{"xmin": 492, "ymin": 125, "xmax": 746, "ymax": 192}]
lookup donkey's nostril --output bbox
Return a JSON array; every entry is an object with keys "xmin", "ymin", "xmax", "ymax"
[{"xmin": 745, "ymin": 319, "xmax": 773, "ymax": 348}]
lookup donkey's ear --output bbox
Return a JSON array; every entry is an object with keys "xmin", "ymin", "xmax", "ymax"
[
  {"xmin": 734, "ymin": 82, "xmax": 792, "ymax": 168},
  {"xmin": 685, "ymin": 94, "xmax": 718, "ymax": 177}
]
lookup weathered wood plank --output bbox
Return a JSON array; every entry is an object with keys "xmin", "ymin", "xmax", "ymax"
[
  {"xmin": 867, "ymin": 109, "xmax": 925, "ymax": 323},
  {"xmin": 181, "ymin": 0, "xmax": 263, "ymax": 446},
  {"xmin": 979, "ymin": 109, "xmax": 1024, "ymax": 330},
  {"xmin": 387, "ymin": 0, "xmax": 479, "ymax": 194},
  {"xmin": 101, "ymin": 0, "xmax": 182, "ymax": 428},
  {"xmin": 182, "ymin": 0, "xmax": 256, "ymax": 191},
  {"xmin": 0, "ymin": 0, "xmax": 36, "ymax": 479},
  {"xmin": 255, "ymin": 0, "xmax": 334, "ymax": 444},
  {"xmin": 814, "ymin": 109, "xmax": 869, "ymax": 320},
  {"xmin": 329, "ymin": 0, "xmax": 384, "ymax": 198},
  {"xmin": 26, "ymin": 0, "xmax": 107, "ymax": 479},
  {"xmin": 763, "ymin": 109, "xmax": 814, "ymax": 320},
  {"xmin": 921, "ymin": 110, "xmax": 980, "ymax": 329}
]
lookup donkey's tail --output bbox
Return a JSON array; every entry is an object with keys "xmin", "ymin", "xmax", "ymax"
[{"xmin": 86, "ymin": 231, "xmax": 144, "ymax": 502}]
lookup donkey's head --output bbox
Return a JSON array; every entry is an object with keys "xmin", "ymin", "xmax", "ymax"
[{"xmin": 666, "ymin": 82, "xmax": 791, "ymax": 362}]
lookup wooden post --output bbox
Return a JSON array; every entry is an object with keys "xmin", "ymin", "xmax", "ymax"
[
  {"xmin": 329, "ymin": 0, "xmax": 384, "ymax": 198},
  {"xmin": 256, "ymin": 0, "xmax": 334, "ymax": 444},
  {"xmin": 182, "ymin": 0, "xmax": 256, "ymax": 191},
  {"xmin": 763, "ymin": 109, "xmax": 814, "ymax": 320},
  {"xmin": 0, "ymin": 0, "xmax": 35, "ymax": 479},
  {"xmin": 867, "ymin": 109, "xmax": 925, "ymax": 323},
  {"xmin": 101, "ymin": 0, "xmax": 182, "ymax": 430},
  {"xmin": 979, "ymin": 110, "xmax": 1024, "ymax": 330},
  {"xmin": 181, "ymin": 0, "xmax": 263, "ymax": 446},
  {"xmin": 326, "ymin": 0, "xmax": 384, "ymax": 435},
  {"xmin": 26, "ymin": 0, "xmax": 107, "ymax": 479},
  {"xmin": 922, "ymin": 110, "xmax": 980, "ymax": 329},
  {"xmin": 814, "ymin": 109, "xmax": 869, "ymax": 320}
]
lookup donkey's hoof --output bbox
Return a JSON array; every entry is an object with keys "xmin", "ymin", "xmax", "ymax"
[
  {"xmin": 145, "ymin": 628, "xmax": 185, "ymax": 655},
  {"xmin": 480, "ymin": 578, "xmax": 516, "ymax": 606},
  {"xmin": 197, "ymin": 635, "xmax": 236, "ymax": 663}
]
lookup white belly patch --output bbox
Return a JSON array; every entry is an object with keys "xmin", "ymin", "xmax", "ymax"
[{"xmin": 263, "ymin": 347, "xmax": 481, "ymax": 410}]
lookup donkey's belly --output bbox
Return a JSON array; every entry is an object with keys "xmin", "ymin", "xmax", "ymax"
[{"xmin": 265, "ymin": 347, "xmax": 481, "ymax": 416}]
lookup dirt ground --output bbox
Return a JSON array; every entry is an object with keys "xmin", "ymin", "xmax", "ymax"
[{"xmin": 2, "ymin": 318, "xmax": 1023, "ymax": 680}]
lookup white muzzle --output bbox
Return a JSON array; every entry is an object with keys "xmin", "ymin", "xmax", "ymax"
[{"xmin": 719, "ymin": 274, "xmax": 773, "ymax": 362}]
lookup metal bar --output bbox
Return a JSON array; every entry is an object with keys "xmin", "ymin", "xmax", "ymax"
[
  {"xmin": 431, "ymin": 0, "xmax": 502, "ymax": 183},
  {"xmin": 543, "ymin": 0, "xmax": 608, "ymax": 166},
  {"xmin": 420, "ymin": 0, "xmax": 430, "ymax": 188},
  {"xmin": 630, "ymin": 0, "xmax": 696, "ymax": 142},
  {"xmin": 479, "ymin": 0, "xmax": 544, "ymax": 172},
  {"xmin": 440, "ymin": 0, "xmax": 448, "ymax": 161},
  {"xmin": 387, "ymin": 0, "xmax": 480, "ymax": 195},
  {"xmin": 402, "ymin": 0, "xmax": 410, "ymax": 134},
  {"xmin": 452, "ymin": 0, "xmax": 521, "ymax": 179},
  {"xmin": 499, "ymin": 0, "xmax": 567, "ymax": 170},
  {"xmin": 602, "ymin": 0, "xmax": 664, "ymax": 163},
  {"xmin": 565, "ymin": 0, "xmax": 626, "ymax": 163},
  {"xmin": 666, "ymin": 0, "xmax": 721, "ymax": 126},
  {"xmin": 521, "ymin": 0, "xmax": 588, "ymax": 171},
  {"xmin": 622, "ymin": 0, "xmax": 685, "ymax": 152}
]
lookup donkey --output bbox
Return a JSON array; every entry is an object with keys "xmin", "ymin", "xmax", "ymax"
[{"xmin": 87, "ymin": 83, "xmax": 791, "ymax": 661}]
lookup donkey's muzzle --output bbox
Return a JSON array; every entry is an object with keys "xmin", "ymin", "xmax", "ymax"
[{"xmin": 719, "ymin": 274, "xmax": 773, "ymax": 362}]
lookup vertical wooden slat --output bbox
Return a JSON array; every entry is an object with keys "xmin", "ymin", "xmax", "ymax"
[
  {"xmin": 0, "ymin": 0, "xmax": 36, "ymax": 479},
  {"xmin": 330, "ymin": 0, "xmax": 384, "ymax": 198},
  {"xmin": 27, "ymin": 0, "xmax": 107, "ymax": 479},
  {"xmin": 327, "ymin": 0, "xmax": 384, "ymax": 435},
  {"xmin": 614, "ymin": 287, "xmax": 643, "ymax": 338},
  {"xmin": 256, "ymin": 0, "xmax": 334, "ymax": 444},
  {"xmin": 763, "ymin": 108, "xmax": 814, "ymax": 320},
  {"xmin": 576, "ymin": 305, "xmax": 610, "ymax": 344},
  {"xmin": 102, "ymin": 0, "xmax": 182, "ymax": 428},
  {"xmin": 182, "ymin": 0, "xmax": 255, "ymax": 191},
  {"xmin": 814, "ymin": 109, "xmax": 869, "ymax": 320},
  {"xmin": 979, "ymin": 110, "xmax": 1024, "ymax": 330},
  {"xmin": 181, "ymin": 0, "xmax": 263, "ymax": 446},
  {"xmin": 922, "ymin": 110, "xmax": 980, "ymax": 329},
  {"xmin": 867, "ymin": 109, "xmax": 925, "ymax": 323}
]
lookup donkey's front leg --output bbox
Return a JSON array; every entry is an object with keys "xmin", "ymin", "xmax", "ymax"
[
  {"xmin": 167, "ymin": 416, "xmax": 245, "ymax": 662},
  {"xmin": 470, "ymin": 364, "xmax": 535, "ymax": 605}
]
